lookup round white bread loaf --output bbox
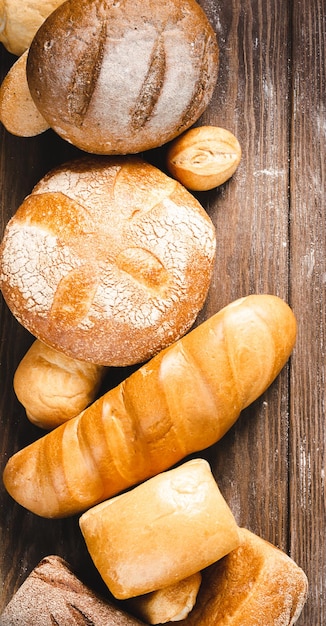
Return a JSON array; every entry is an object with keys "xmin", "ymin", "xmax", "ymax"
[
  {"xmin": 0, "ymin": 156, "xmax": 216, "ymax": 366},
  {"xmin": 26, "ymin": 0, "xmax": 219, "ymax": 154},
  {"xmin": 79, "ymin": 458, "xmax": 240, "ymax": 600},
  {"xmin": 13, "ymin": 339, "xmax": 105, "ymax": 429}
]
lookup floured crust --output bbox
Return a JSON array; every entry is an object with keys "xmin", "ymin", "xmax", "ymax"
[
  {"xmin": 177, "ymin": 527, "xmax": 308, "ymax": 626},
  {"xmin": 26, "ymin": 0, "xmax": 219, "ymax": 154},
  {"xmin": 0, "ymin": 156, "xmax": 216, "ymax": 366}
]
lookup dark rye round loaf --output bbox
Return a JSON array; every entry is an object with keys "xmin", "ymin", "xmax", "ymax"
[
  {"xmin": 0, "ymin": 156, "xmax": 216, "ymax": 366},
  {"xmin": 26, "ymin": 0, "xmax": 219, "ymax": 154}
]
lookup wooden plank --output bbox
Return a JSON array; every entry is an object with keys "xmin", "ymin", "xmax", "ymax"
[
  {"xmin": 199, "ymin": 0, "xmax": 293, "ymax": 551},
  {"xmin": 0, "ymin": 0, "xmax": 323, "ymax": 622},
  {"xmin": 290, "ymin": 0, "xmax": 326, "ymax": 624}
]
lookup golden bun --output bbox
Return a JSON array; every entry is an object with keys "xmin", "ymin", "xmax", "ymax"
[
  {"xmin": 13, "ymin": 339, "xmax": 105, "ymax": 429},
  {"xmin": 125, "ymin": 573, "xmax": 202, "ymax": 624},
  {"xmin": 0, "ymin": 51, "xmax": 50, "ymax": 137}
]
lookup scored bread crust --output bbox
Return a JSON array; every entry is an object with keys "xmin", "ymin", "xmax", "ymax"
[
  {"xmin": 0, "ymin": 156, "xmax": 216, "ymax": 366},
  {"xmin": 2, "ymin": 295, "xmax": 297, "ymax": 519},
  {"xmin": 26, "ymin": 0, "xmax": 219, "ymax": 154}
]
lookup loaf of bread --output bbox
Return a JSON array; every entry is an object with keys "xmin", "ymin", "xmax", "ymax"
[
  {"xmin": 0, "ymin": 155, "xmax": 216, "ymax": 366},
  {"xmin": 0, "ymin": 50, "xmax": 50, "ymax": 136},
  {"xmin": 125, "ymin": 573, "xmax": 202, "ymax": 624},
  {"xmin": 0, "ymin": 0, "xmax": 63, "ymax": 55},
  {"xmin": 2, "ymin": 294, "xmax": 297, "ymax": 518},
  {"xmin": 0, "ymin": 555, "xmax": 146, "ymax": 625},
  {"xmin": 13, "ymin": 339, "xmax": 105, "ymax": 429},
  {"xmin": 176, "ymin": 528, "xmax": 308, "ymax": 625},
  {"xmin": 79, "ymin": 459, "xmax": 240, "ymax": 600},
  {"xmin": 25, "ymin": 0, "xmax": 218, "ymax": 154}
]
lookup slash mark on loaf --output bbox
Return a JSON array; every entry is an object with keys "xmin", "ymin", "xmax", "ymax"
[
  {"xmin": 68, "ymin": 21, "xmax": 107, "ymax": 125},
  {"xmin": 131, "ymin": 33, "xmax": 166, "ymax": 130}
]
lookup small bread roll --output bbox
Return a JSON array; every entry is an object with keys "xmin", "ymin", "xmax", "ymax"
[
  {"xmin": 126, "ymin": 573, "xmax": 202, "ymax": 624},
  {"xmin": 26, "ymin": 0, "xmax": 218, "ymax": 154},
  {"xmin": 0, "ymin": 156, "xmax": 216, "ymax": 366},
  {"xmin": 0, "ymin": 50, "xmax": 49, "ymax": 137},
  {"xmin": 176, "ymin": 528, "xmax": 308, "ymax": 626},
  {"xmin": 13, "ymin": 339, "xmax": 105, "ymax": 429},
  {"xmin": 0, "ymin": 0, "xmax": 64, "ymax": 56},
  {"xmin": 166, "ymin": 126, "xmax": 242, "ymax": 191},
  {"xmin": 79, "ymin": 458, "xmax": 240, "ymax": 600}
]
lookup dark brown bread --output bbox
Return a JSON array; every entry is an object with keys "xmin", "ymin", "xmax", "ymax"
[
  {"xmin": 26, "ymin": 0, "xmax": 219, "ymax": 154},
  {"xmin": 0, "ymin": 555, "xmax": 146, "ymax": 625}
]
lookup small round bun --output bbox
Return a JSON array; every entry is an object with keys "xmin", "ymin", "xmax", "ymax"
[
  {"xmin": 0, "ymin": 156, "xmax": 216, "ymax": 366},
  {"xmin": 26, "ymin": 0, "xmax": 219, "ymax": 154},
  {"xmin": 14, "ymin": 339, "xmax": 104, "ymax": 429}
]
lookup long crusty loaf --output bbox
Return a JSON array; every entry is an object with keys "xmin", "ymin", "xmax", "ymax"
[
  {"xmin": 176, "ymin": 527, "xmax": 308, "ymax": 625},
  {"xmin": 3, "ymin": 294, "xmax": 297, "ymax": 518}
]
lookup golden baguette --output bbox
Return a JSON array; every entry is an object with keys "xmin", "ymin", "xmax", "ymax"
[{"xmin": 3, "ymin": 294, "xmax": 297, "ymax": 518}]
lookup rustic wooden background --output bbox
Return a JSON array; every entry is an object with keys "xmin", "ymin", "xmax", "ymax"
[{"xmin": 0, "ymin": 0, "xmax": 325, "ymax": 624}]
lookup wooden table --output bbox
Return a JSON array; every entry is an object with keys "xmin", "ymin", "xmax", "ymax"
[{"xmin": 0, "ymin": 1, "xmax": 325, "ymax": 623}]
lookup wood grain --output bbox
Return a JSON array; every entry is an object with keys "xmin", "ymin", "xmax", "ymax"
[
  {"xmin": 0, "ymin": 1, "xmax": 325, "ymax": 623},
  {"xmin": 289, "ymin": 1, "xmax": 326, "ymax": 624}
]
